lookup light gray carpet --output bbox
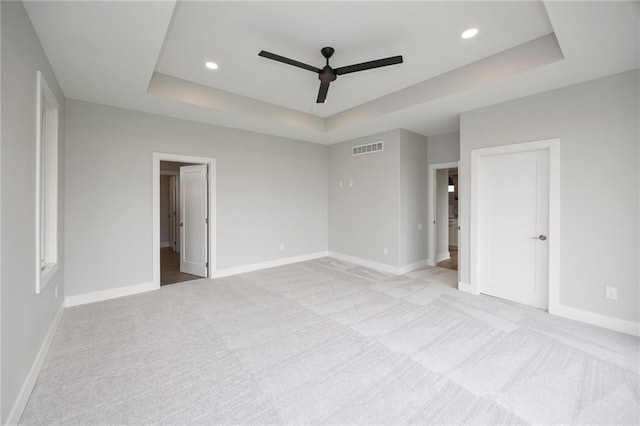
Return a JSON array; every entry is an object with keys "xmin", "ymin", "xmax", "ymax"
[{"xmin": 20, "ymin": 258, "xmax": 640, "ymax": 425}]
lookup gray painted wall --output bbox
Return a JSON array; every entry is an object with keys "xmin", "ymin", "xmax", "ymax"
[
  {"xmin": 1, "ymin": 2, "xmax": 65, "ymax": 422},
  {"xmin": 328, "ymin": 129, "xmax": 428, "ymax": 269},
  {"xmin": 398, "ymin": 130, "xmax": 428, "ymax": 266},
  {"xmin": 65, "ymin": 100, "xmax": 328, "ymax": 297},
  {"xmin": 328, "ymin": 130, "xmax": 401, "ymax": 266},
  {"xmin": 427, "ymin": 131, "xmax": 460, "ymax": 165},
  {"xmin": 459, "ymin": 69, "xmax": 639, "ymax": 323}
]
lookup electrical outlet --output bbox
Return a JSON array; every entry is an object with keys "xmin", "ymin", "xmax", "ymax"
[
  {"xmin": 605, "ymin": 286, "xmax": 617, "ymax": 300},
  {"xmin": 279, "ymin": 243, "xmax": 284, "ymax": 251},
  {"xmin": 418, "ymin": 223, "xmax": 423, "ymax": 230},
  {"xmin": 54, "ymin": 286, "xmax": 58, "ymax": 299},
  {"xmin": 383, "ymin": 248, "xmax": 388, "ymax": 255},
  {"xmin": 349, "ymin": 180, "xmax": 354, "ymax": 187},
  {"xmin": 338, "ymin": 181, "xmax": 343, "ymax": 187}
]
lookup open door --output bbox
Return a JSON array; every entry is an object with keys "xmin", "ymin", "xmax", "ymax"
[{"xmin": 180, "ymin": 165, "xmax": 208, "ymax": 277}]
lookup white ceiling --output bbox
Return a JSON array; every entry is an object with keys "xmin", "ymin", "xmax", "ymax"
[
  {"xmin": 24, "ymin": 1, "xmax": 640, "ymax": 145},
  {"xmin": 156, "ymin": 1, "xmax": 552, "ymax": 117}
]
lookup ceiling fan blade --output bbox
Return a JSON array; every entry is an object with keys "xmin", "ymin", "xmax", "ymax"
[
  {"xmin": 258, "ymin": 50, "xmax": 321, "ymax": 73},
  {"xmin": 334, "ymin": 55, "xmax": 403, "ymax": 76},
  {"xmin": 316, "ymin": 80, "xmax": 330, "ymax": 103}
]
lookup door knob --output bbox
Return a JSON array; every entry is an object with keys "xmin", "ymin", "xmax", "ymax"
[
  {"xmin": 531, "ymin": 234, "xmax": 547, "ymax": 241},
  {"xmin": 180, "ymin": 222, "xmax": 184, "ymax": 227}
]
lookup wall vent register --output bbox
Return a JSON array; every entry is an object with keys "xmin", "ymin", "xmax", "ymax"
[{"xmin": 352, "ymin": 141, "xmax": 383, "ymax": 156}]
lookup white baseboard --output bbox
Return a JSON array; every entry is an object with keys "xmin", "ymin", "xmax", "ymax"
[
  {"xmin": 66, "ymin": 252, "xmax": 329, "ymax": 306},
  {"xmin": 460, "ymin": 281, "xmax": 638, "ymax": 336},
  {"xmin": 160, "ymin": 242, "xmax": 173, "ymax": 248},
  {"xmin": 65, "ymin": 281, "xmax": 156, "ymax": 307},
  {"xmin": 398, "ymin": 259, "xmax": 429, "ymax": 275},
  {"xmin": 212, "ymin": 251, "xmax": 329, "ymax": 278},
  {"xmin": 215, "ymin": 251, "xmax": 427, "ymax": 278},
  {"xmin": 552, "ymin": 303, "xmax": 640, "ymax": 337},
  {"xmin": 5, "ymin": 303, "xmax": 64, "ymax": 426},
  {"xmin": 436, "ymin": 251, "xmax": 450, "ymax": 263},
  {"xmin": 328, "ymin": 251, "xmax": 400, "ymax": 275},
  {"xmin": 458, "ymin": 281, "xmax": 478, "ymax": 294}
]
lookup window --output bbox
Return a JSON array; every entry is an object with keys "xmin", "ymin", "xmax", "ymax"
[{"xmin": 36, "ymin": 71, "xmax": 59, "ymax": 293}]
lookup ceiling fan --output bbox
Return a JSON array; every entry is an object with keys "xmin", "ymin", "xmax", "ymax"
[{"xmin": 258, "ymin": 47, "xmax": 403, "ymax": 104}]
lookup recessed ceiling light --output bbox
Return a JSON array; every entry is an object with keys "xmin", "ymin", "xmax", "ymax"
[
  {"xmin": 205, "ymin": 61, "xmax": 218, "ymax": 70},
  {"xmin": 461, "ymin": 28, "xmax": 479, "ymax": 39}
]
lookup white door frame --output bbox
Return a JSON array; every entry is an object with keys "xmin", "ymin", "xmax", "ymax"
[
  {"xmin": 153, "ymin": 153, "xmax": 216, "ymax": 289},
  {"xmin": 428, "ymin": 161, "xmax": 459, "ymax": 267},
  {"xmin": 470, "ymin": 138, "xmax": 560, "ymax": 313}
]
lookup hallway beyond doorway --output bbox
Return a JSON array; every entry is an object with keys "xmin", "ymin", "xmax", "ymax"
[{"xmin": 437, "ymin": 246, "xmax": 458, "ymax": 271}]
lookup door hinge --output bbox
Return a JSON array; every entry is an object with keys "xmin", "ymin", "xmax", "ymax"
[
  {"xmin": 205, "ymin": 262, "xmax": 208, "ymax": 268},
  {"xmin": 205, "ymin": 217, "xmax": 208, "ymax": 224}
]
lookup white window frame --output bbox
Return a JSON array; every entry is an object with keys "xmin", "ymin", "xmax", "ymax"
[{"xmin": 35, "ymin": 71, "xmax": 59, "ymax": 293}]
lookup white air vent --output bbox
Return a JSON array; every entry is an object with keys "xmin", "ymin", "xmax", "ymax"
[{"xmin": 352, "ymin": 141, "xmax": 383, "ymax": 156}]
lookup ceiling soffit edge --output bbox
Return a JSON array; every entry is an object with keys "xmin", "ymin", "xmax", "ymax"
[
  {"xmin": 148, "ymin": 72, "xmax": 325, "ymax": 132},
  {"xmin": 149, "ymin": 33, "xmax": 563, "ymax": 136},
  {"xmin": 327, "ymin": 33, "xmax": 563, "ymax": 132}
]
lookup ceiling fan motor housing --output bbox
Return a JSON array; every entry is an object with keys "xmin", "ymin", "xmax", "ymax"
[{"xmin": 320, "ymin": 66, "xmax": 337, "ymax": 82}]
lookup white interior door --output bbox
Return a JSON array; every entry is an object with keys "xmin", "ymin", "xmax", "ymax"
[
  {"xmin": 168, "ymin": 175, "xmax": 177, "ymax": 252},
  {"xmin": 180, "ymin": 165, "xmax": 208, "ymax": 277},
  {"xmin": 478, "ymin": 149, "xmax": 549, "ymax": 309}
]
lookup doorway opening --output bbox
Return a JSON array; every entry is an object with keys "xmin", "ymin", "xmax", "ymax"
[
  {"xmin": 160, "ymin": 161, "xmax": 206, "ymax": 285},
  {"xmin": 428, "ymin": 162, "xmax": 460, "ymax": 276},
  {"xmin": 153, "ymin": 153, "xmax": 216, "ymax": 290},
  {"xmin": 437, "ymin": 168, "xmax": 458, "ymax": 271}
]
